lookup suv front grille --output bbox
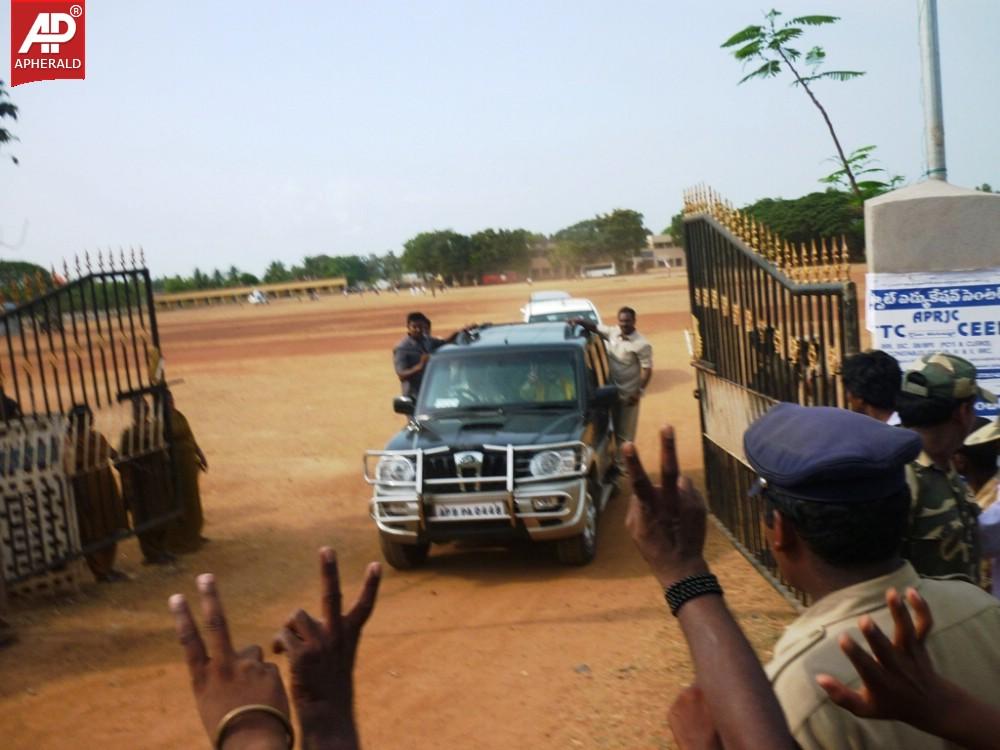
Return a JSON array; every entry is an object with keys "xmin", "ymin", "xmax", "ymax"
[{"xmin": 422, "ymin": 450, "xmax": 509, "ymax": 494}]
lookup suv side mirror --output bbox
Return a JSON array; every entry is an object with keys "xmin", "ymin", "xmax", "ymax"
[
  {"xmin": 393, "ymin": 396, "xmax": 415, "ymax": 415},
  {"xmin": 590, "ymin": 385, "xmax": 618, "ymax": 408}
]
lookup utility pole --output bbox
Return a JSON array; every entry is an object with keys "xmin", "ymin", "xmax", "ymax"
[{"xmin": 918, "ymin": 0, "xmax": 947, "ymax": 181}]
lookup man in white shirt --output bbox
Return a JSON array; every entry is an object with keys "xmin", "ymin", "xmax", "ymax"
[{"xmin": 571, "ymin": 306, "xmax": 653, "ymax": 455}]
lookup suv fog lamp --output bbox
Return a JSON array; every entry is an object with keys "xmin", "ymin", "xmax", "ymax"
[
  {"xmin": 529, "ymin": 449, "xmax": 576, "ymax": 478},
  {"xmin": 376, "ymin": 455, "xmax": 416, "ymax": 483},
  {"xmin": 531, "ymin": 496, "xmax": 562, "ymax": 511}
]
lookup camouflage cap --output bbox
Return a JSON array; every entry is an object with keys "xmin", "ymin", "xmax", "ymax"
[
  {"xmin": 900, "ymin": 353, "xmax": 997, "ymax": 404},
  {"xmin": 965, "ymin": 418, "xmax": 1000, "ymax": 447}
]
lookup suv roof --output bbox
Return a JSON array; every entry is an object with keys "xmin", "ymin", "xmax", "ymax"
[{"xmin": 443, "ymin": 322, "xmax": 588, "ymax": 352}]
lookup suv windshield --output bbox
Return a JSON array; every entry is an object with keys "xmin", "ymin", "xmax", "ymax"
[
  {"xmin": 528, "ymin": 310, "xmax": 598, "ymax": 324},
  {"xmin": 421, "ymin": 350, "xmax": 578, "ymax": 412}
]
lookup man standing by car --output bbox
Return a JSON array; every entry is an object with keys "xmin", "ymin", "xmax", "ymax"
[
  {"xmin": 393, "ymin": 313, "xmax": 469, "ymax": 400},
  {"xmin": 570, "ymin": 306, "xmax": 653, "ymax": 450}
]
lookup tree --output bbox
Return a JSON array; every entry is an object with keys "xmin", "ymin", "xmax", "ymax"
[
  {"xmin": 722, "ymin": 10, "xmax": 867, "ymax": 201},
  {"xmin": 191, "ymin": 267, "xmax": 210, "ymax": 289},
  {"xmin": 470, "ymin": 229, "xmax": 532, "ymax": 276},
  {"xmin": 976, "ymin": 183, "xmax": 997, "ymax": 193},
  {"xmin": 263, "ymin": 261, "xmax": 291, "ymax": 284},
  {"xmin": 665, "ymin": 211, "xmax": 685, "ymax": 248},
  {"xmin": 0, "ymin": 81, "xmax": 18, "ymax": 165},
  {"xmin": 744, "ymin": 189, "xmax": 865, "ymax": 261},
  {"xmin": 402, "ymin": 231, "xmax": 472, "ymax": 283},
  {"xmin": 819, "ymin": 145, "xmax": 903, "ymax": 203},
  {"xmin": 597, "ymin": 209, "xmax": 649, "ymax": 267},
  {"xmin": 363, "ymin": 251, "xmax": 402, "ymax": 282},
  {"xmin": 0, "ymin": 260, "xmax": 48, "ymax": 289},
  {"xmin": 552, "ymin": 210, "xmax": 649, "ymax": 270}
]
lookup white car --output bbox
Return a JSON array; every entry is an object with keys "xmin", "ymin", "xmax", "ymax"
[
  {"xmin": 522, "ymin": 296, "xmax": 602, "ymax": 326},
  {"xmin": 247, "ymin": 289, "xmax": 269, "ymax": 305}
]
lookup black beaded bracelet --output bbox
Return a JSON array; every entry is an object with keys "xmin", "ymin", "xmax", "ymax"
[{"xmin": 664, "ymin": 573, "xmax": 724, "ymax": 616}]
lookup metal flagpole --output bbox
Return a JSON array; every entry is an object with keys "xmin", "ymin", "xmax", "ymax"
[{"xmin": 918, "ymin": 0, "xmax": 947, "ymax": 181}]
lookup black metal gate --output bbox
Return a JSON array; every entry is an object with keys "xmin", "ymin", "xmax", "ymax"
[
  {"xmin": 0, "ymin": 252, "xmax": 178, "ymax": 584},
  {"xmin": 683, "ymin": 187, "xmax": 860, "ymax": 605}
]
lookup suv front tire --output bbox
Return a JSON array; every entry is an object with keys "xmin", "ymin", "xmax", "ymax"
[
  {"xmin": 555, "ymin": 490, "xmax": 597, "ymax": 565},
  {"xmin": 380, "ymin": 534, "xmax": 430, "ymax": 570}
]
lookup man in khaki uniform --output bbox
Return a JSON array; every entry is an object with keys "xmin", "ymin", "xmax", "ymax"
[
  {"xmin": 896, "ymin": 353, "xmax": 995, "ymax": 583},
  {"xmin": 571, "ymin": 306, "xmax": 653, "ymax": 447},
  {"xmin": 744, "ymin": 403, "xmax": 1000, "ymax": 749}
]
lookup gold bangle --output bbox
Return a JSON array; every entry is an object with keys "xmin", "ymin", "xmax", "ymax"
[{"xmin": 213, "ymin": 704, "xmax": 294, "ymax": 750}]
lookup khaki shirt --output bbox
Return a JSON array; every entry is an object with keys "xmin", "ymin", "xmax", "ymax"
[
  {"xmin": 903, "ymin": 453, "xmax": 980, "ymax": 583},
  {"xmin": 597, "ymin": 325, "xmax": 652, "ymax": 397},
  {"xmin": 766, "ymin": 562, "xmax": 1000, "ymax": 749}
]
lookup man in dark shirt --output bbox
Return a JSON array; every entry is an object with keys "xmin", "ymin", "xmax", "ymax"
[{"xmin": 393, "ymin": 313, "xmax": 468, "ymax": 399}]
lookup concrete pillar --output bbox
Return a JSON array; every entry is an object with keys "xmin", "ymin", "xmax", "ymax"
[{"xmin": 866, "ymin": 181, "xmax": 1000, "ymax": 273}]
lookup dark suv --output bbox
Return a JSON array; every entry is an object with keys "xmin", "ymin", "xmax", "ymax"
[{"xmin": 364, "ymin": 322, "xmax": 619, "ymax": 568}]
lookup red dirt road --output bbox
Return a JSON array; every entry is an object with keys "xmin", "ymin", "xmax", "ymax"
[{"xmin": 0, "ymin": 272, "xmax": 795, "ymax": 749}]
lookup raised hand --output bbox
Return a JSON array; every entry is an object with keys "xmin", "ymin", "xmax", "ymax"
[
  {"xmin": 169, "ymin": 574, "xmax": 291, "ymax": 750},
  {"xmin": 815, "ymin": 587, "xmax": 946, "ymax": 726},
  {"xmin": 623, "ymin": 427, "xmax": 709, "ymax": 588},
  {"xmin": 273, "ymin": 548, "xmax": 381, "ymax": 750}
]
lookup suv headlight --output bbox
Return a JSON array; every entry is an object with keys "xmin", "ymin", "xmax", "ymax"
[
  {"xmin": 376, "ymin": 455, "xmax": 416, "ymax": 483},
  {"xmin": 529, "ymin": 449, "xmax": 576, "ymax": 478}
]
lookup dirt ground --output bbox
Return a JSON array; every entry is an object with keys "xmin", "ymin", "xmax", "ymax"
[{"xmin": 0, "ymin": 271, "xmax": 799, "ymax": 749}]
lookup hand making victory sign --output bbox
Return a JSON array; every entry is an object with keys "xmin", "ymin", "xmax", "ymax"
[
  {"xmin": 273, "ymin": 547, "xmax": 382, "ymax": 750},
  {"xmin": 169, "ymin": 575, "xmax": 293, "ymax": 750},
  {"xmin": 623, "ymin": 427, "xmax": 710, "ymax": 589}
]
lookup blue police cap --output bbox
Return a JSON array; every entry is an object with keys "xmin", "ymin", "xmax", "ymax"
[{"xmin": 744, "ymin": 403, "xmax": 922, "ymax": 503}]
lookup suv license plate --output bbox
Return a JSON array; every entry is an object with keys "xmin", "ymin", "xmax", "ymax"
[{"xmin": 433, "ymin": 502, "xmax": 506, "ymax": 519}]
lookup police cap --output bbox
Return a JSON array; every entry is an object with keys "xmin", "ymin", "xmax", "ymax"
[{"xmin": 744, "ymin": 403, "xmax": 922, "ymax": 503}]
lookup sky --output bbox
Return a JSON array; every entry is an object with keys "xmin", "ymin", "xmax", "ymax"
[{"xmin": 1, "ymin": 1, "xmax": 998, "ymax": 278}]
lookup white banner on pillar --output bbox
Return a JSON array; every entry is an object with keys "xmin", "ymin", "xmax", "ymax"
[{"xmin": 867, "ymin": 268, "xmax": 1000, "ymax": 418}]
